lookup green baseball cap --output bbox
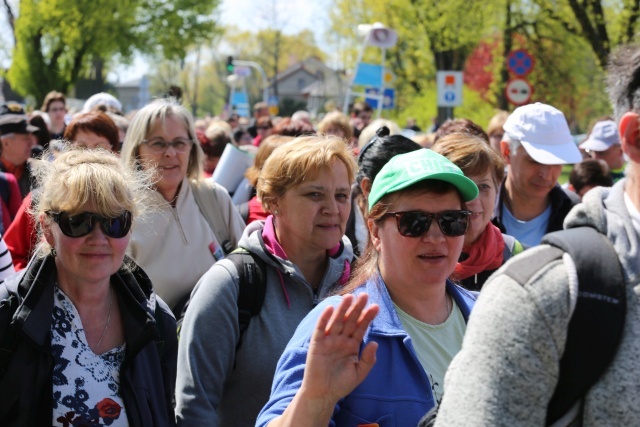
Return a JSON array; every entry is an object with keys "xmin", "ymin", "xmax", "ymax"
[{"xmin": 368, "ymin": 148, "xmax": 479, "ymax": 210}]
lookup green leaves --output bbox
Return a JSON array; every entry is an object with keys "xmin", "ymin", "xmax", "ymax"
[{"xmin": 6, "ymin": 0, "xmax": 221, "ymax": 104}]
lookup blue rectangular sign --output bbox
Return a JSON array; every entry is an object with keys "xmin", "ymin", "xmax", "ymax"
[
  {"xmin": 231, "ymin": 92, "xmax": 248, "ymax": 106},
  {"xmin": 353, "ymin": 63, "xmax": 384, "ymax": 87}
]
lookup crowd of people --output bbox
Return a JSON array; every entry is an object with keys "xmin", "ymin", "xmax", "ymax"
[{"xmin": 0, "ymin": 42, "xmax": 638, "ymax": 427}]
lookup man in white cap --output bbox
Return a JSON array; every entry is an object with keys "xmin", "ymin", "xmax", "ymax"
[
  {"xmin": 492, "ymin": 102, "xmax": 582, "ymax": 246},
  {"xmin": 431, "ymin": 43, "xmax": 640, "ymax": 427},
  {"xmin": 579, "ymin": 118, "xmax": 627, "ymax": 182}
]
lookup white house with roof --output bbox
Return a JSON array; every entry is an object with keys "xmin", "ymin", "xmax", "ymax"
[{"xmin": 271, "ymin": 57, "xmax": 346, "ymax": 117}]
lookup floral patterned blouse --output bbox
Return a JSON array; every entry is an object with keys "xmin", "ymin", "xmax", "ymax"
[{"xmin": 51, "ymin": 286, "xmax": 128, "ymax": 426}]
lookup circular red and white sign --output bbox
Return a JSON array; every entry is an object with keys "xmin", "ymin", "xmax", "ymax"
[{"xmin": 505, "ymin": 78, "xmax": 533, "ymax": 105}]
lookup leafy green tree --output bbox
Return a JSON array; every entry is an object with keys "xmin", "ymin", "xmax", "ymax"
[
  {"xmin": 534, "ymin": 0, "xmax": 640, "ymax": 68},
  {"xmin": 330, "ymin": 0, "xmax": 494, "ymax": 122},
  {"xmin": 6, "ymin": 0, "xmax": 221, "ymax": 105},
  {"xmin": 330, "ymin": 0, "xmax": 623, "ymax": 130}
]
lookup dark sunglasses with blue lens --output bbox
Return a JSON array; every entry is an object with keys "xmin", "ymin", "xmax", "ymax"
[
  {"xmin": 47, "ymin": 211, "xmax": 133, "ymax": 239},
  {"xmin": 382, "ymin": 210, "xmax": 471, "ymax": 238}
]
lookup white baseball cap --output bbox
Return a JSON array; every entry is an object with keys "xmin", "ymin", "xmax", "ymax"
[
  {"xmin": 579, "ymin": 120, "xmax": 620, "ymax": 152},
  {"xmin": 503, "ymin": 102, "xmax": 582, "ymax": 165}
]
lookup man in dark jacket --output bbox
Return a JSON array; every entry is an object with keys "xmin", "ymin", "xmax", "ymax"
[{"xmin": 492, "ymin": 102, "xmax": 582, "ymax": 246}]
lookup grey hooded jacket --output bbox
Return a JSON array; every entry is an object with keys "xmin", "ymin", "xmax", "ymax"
[
  {"xmin": 175, "ymin": 219, "xmax": 353, "ymax": 427},
  {"xmin": 435, "ymin": 179, "xmax": 640, "ymax": 426}
]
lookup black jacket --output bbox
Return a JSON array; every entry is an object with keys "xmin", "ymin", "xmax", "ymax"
[
  {"xmin": 0, "ymin": 254, "xmax": 178, "ymax": 426},
  {"xmin": 492, "ymin": 180, "xmax": 578, "ymax": 237}
]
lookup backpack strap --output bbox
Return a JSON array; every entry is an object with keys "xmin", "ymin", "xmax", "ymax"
[
  {"xmin": 191, "ymin": 179, "xmax": 234, "ymax": 254},
  {"xmin": 540, "ymin": 227, "xmax": 625, "ymax": 425},
  {"xmin": 236, "ymin": 202, "xmax": 250, "ymax": 224},
  {"xmin": 227, "ymin": 249, "xmax": 267, "ymax": 354},
  {"xmin": 501, "ymin": 234, "xmax": 524, "ymax": 262}
]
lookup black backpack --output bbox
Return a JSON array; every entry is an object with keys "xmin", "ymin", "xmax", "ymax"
[
  {"xmin": 177, "ymin": 248, "xmax": 267, "ymax": 354},
  {"xmin": 418, "ymin": 226, "xmax": 625, "ymax": 427}
]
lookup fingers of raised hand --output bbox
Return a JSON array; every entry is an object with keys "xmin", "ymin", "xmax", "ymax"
[
  {"xmin": 324, "ymin": 294, "xmax": 356, "ymax": 337},
  {"xmin": 350, "ymin": 302, "xmax": 379, "ymax": 344},
  {"xmin": 324, "ymin": 293, "xmax": 379, "ymax": 340}
]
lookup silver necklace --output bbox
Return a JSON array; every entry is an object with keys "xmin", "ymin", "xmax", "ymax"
[{"xmin": 94, "ymin": 287, "xmax": 113, "ymax": 352}]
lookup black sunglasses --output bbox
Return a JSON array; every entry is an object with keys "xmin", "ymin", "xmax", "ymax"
[
  {"xmin": 382, "ymin": 210, "xmax": 471, "ymax": 238},
  {"xmin": 47, "ymin": 211, "xmax": 133, "ymax": 238}
]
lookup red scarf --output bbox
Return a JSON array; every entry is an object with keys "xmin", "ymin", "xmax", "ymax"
[{"xmin": 454, "ymin": 223, "xmax": 505, "ymax": 280}]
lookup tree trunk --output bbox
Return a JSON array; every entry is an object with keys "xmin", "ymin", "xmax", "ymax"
[
  {"xmin": 2, "ymin": 0, "xmax": 15, "ymax": 44},
  {"xmin": 499, "ymin": 0, "xmax": 513, "ymax": 111}
]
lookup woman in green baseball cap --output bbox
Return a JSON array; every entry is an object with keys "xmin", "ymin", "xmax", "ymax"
[{"xmin": 257, "ymin": 148, "xmax": 480, "ymax": 427}]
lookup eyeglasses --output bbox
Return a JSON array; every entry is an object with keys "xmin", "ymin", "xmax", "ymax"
[
  {"xmin": 382, "ymin": 210, "xmax": 471, "ymax": 238},
  {"xmin": 142, "ymin": 138, "xmax": 193, "ymax": 153},
  {"xmin": 47, "ymin": 211, "xmax": 133, "ymax": 238}
]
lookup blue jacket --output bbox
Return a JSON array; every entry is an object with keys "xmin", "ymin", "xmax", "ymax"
[{"xmin": 256, "ymin": 272, "xmax": 477, "ymax": 427}]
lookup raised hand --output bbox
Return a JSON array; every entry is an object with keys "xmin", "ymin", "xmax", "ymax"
[
  {"xmin": 300, "ymin": 293, "xmax": 380, "ymax": 407},
  {"xmin": 266, "ymin": 293, "xmax": 379, "ymax": 427}
]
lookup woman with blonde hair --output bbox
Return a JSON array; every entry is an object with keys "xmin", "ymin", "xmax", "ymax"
[
  {"xmin": 0, "ymin": 147, "xmax": 177, "ymax": 426},
  {"xmin": 486, "ymin": 110, "xmax": 510, "ymax": 153},
  {"xmin": 120, "ymin": 99, "xmax": 245, "ymax": 316},
  {"xmin": 5, "ymin": 110, "xmax": 123, "ymax": 271},
  {"xmin": 176, "ymin": 135, "xmax": 357, "ymax": 427},
  {"xmin": 317, "ymin": 111, "xmax": 353, "ymax": 142}
]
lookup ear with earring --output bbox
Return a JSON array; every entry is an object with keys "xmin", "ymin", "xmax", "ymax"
[
  {"xmin": 273, "ymin": 210, "xmax": 279, "ymax": 215},
  {"xmin": 51, "ymin": 247, "xmax": 57, "ymax": 257}
]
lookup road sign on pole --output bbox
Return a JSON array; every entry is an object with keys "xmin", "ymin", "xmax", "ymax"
[
  {"xmin": 507, "ymin": 49, "xmax": 535, "ymax": 77},
  {"xmin": 365, "ymin": 88, "xmax": 395, "ymax": 109},
  {"xmin": 505, "ymin": 78, "xmax": 533, "ymax": 105},
  {"xmin": 437, "ymin": 71, "xmax": 463, "ymax": 107}
]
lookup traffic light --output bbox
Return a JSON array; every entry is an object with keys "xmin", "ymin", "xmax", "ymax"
[{"xmin": 226, "ymin": 56, "xmax": 234, "ymax": 75}]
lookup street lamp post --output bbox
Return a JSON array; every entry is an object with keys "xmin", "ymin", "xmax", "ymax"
[{"xmin": 342, "ymin": 22, "xmax": 398, "ymax": 119}]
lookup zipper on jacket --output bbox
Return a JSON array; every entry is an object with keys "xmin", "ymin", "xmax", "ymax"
[{"xmin": 171, "ymin": 208, "xmax": 188, "ymax": 245}]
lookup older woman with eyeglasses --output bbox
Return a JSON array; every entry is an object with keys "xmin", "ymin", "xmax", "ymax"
[
  {"xmin": 256, "ymin": 149, "xmax": 479, "ymax": 427},
  {"xmin": 121, "ymin": 99, "xmax": 245, "ymax": 316},
  {"xmin": 0, "ymin": 148, "xmax": 177, "ymax": 426}
]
